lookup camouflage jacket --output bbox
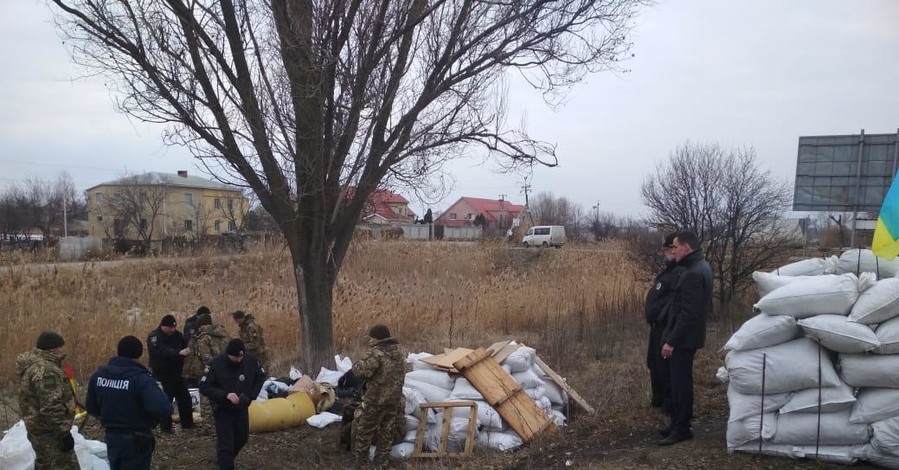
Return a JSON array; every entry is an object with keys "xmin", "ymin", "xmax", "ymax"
[
  {"xmin": 238, "ymin": 315, "xmax": 267, "ymax": 358},
  {"xmin": 16, "ymin": 348, "xmax": 73, "ymax": 435},
  {"xmin": 184, "ymin": 324, "xmax": 231, "ymax": 378},
  {"xmin": 352, "ymin": 338, "xmax": 405, "ymax": 407}
]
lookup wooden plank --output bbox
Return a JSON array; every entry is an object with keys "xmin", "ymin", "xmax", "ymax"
[
  {"xmin": 453, "ymin": 347, "xmax": 491, "ymax": 371},
  {"xmin": 495, "ymin": 393, "xmax": 556, "ymax": 440},
  {"xmin": 486, "ymin": 340, "xmax": 512, "ymax": 356},
  {"xmin": 534, "ymin": 356, "xmax": 596, "ymax": 415},
  {"xmin": 422, "ymin": 347, "xmax": 474, "ymax": 372},
  {"xmin": 456, "ymin": 356, "xmax": 521, "ymax": 406},
  {"xmin": 490, "ymin": 342, "xmax": 522, "ymax": 365},
  {"xmin": 411, "ymin": 401, "xmax": 477, "ymax": 459}
]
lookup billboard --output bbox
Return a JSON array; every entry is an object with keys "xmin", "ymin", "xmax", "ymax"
[{"xmin": 793, "ymin": 131, "xmax": 899, "ymax": 213}]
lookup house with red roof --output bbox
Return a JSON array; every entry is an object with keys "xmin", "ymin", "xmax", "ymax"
[
  {"xmin": 434, "ymin": 197, "xmax": 525, "ymax": 233},
  {"xmin": 361, "ymin": 189, "xmax": 416, "ymax": 225}
]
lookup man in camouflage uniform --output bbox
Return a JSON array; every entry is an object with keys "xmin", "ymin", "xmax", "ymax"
[
  {"xmin": 231, "ymin": 310, "xmax": 268, "ymax": 371},
  {"xmin": 184, "ymin": 313, "xmax": 231, "ymax": 422},
  {"xmin": 352, "ymin": 324, "xmax": 405, "ymax": 468},
  {"xmin": 16, "ymin": 331, "xmax": 78, "ymax": 470}
]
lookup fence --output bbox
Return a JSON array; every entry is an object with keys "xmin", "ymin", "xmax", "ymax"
[{"xmin": 58, "ymin": 237, "xmax": 102, "ymax": 260}]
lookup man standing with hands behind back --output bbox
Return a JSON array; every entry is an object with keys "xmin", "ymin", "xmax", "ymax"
[{"xmin": 658, "ymin": 230, "xmax": 712, "ymax": 446}]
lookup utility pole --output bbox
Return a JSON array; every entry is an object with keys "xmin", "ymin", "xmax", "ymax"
[
  {"xmin": 499, "ymin": 194, "xmax": 507, "ymax": 231},
  {"xmin": 63, "ymin": 195, "xmax": 68, "ymax": 238},
  {"xmin": 520, "ymin": 182, "xmax": 531, "ymax": 208}
]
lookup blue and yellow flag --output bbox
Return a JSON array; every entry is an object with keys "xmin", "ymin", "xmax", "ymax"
[{"xmin": 873, "ymin": 172, "xmax": 899, "ymax": 260}]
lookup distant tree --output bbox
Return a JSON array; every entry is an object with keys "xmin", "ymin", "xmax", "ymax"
[
  {"xmin": 103, "ymin": 173, "xmax": 171, "ymax": 248},
  {"xmin": 473, "ymin": 213, "xmax": 487, "ymax": 227},
  {"xmin": 641, "ymin": 142, "xmax": 796, "ymax": 304},
  {"xmin": 422, "ymin": 208, "xmax": 434, "ymax": 225},
  {"xmin": 530, "ymin": 192, "xmax": 584, "ymax": 230}
]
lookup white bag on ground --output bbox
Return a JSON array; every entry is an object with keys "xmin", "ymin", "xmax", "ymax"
[
  {"xmin": 404, "ymin": 415, "xmax": 420, "ymax": 433},
  {"xmin": 732, "ymin": 443, "xmax": 861, "ymax": 465},
  {"xmin": 511, "ymin": 368, "xmax": 544, "ymax": 389},
  {"xmin": 850, "ymin": 278, "xmax": 899, "ymax": 325},
  {"xmin": 771, "ymin": 409, "xmax": 871, "ymax": 445},
  {"xmin": 72, "ymin": 425, "xmax": 110, "ymax": 470},
  {"xmin": 837, "ymin": 249, "xmax": 899, "ymax": 278},
  {"xmin": 840, "ymin": 353, "xmax": 899, "ymax": 388},
  {"xmin": 306, "ymin": 412, "xmax": 342, "ymax": 428},
  {"xmin": 779, "ymin": 382, "xmax": 856, "ymax": 414},
  {"xmin": 389, "ymin": 442, "xmax": 415, "ymax": 461},
  {"xmin": 726, "ymin": 413, "xmax": 777, "ymax": 448},
  {"xmin": 477, "ymin": 430, "xmax": 523, "ymax": 451},
  {"xmin": 727, "ymin": 385, "xmax": 791, "ymax": 422},
  {"xmin": 472, "ymin": 400, "xmax": 504, "ymax": 431},
  {"xmin": 753, "ymin": 271, "xmax": 807, "ymax": 298},
  {"xmin": 872, "ymin": 416, "xmax": 899, "ymax": 455},
  {"xmin": 772, "ymin": 257, "xmax": 835, "ymax": 277},
  {"xmin": 403, "ymin": 379, "xmax": 452, "ymax": 403},
  {"xmin": 722, "ymin": 314, "xmax": 801, "ymax": 352},
  {"xmin": 876, "ymin": 316, "xmax": 899, "ymax": 354},
  {"xmin": 503, "ymin": 346, "xmax": 536, "ymax": 373},
  {"xmin": 449, "ymin": 378, "xmax": 483, "ymax": 400},
  {"xmin": 402, "ymin": 387, "xmax": 427, "ymax": 417},
  {"xmin": 725, "ymin": 338, "xmax": 842, "ymax": 395},
  {"xmin": 857, "ymin": 444, "xmax": 899, "ymax": 470},
  {"xmin": 754, "ymin": 274, "xmax": 859, "ymax": 318},
  {"xmin": 851, "ymin": 388, "xmax": 899, "ymax": 424},
  {"xmin": 405, "ymin": 369, "xmax": 454, "ymax": 390},
  {"xmin": 797, "ymin": 314, "xmax": 880, "ymax": 353},
  {"xmin": 0, "ymin": 421, "xmax": 35, "ymax": 470}
]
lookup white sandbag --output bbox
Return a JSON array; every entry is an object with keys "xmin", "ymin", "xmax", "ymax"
[
  {"xmin": 754, "ymin": 274, "xmax": 859, "ymax": 318},
  {"xmin": 404, "ymin": 369, "xmax": 454, "ymax": 390},
  {"xmin": 850, "ymin": 278, "xmax": 899, "ymax": 325},
  {"xmin": 772, "ymin": 257, "xmax": 834, "ymax": 277},
  {"xmin": 389, "ymin": 442, "xmax": 416, "ymax": 461},
  {"xmin": 477, "ymin": 430, "xmax": 523, "ymax": 451},
  {"xmin": 732, "ymin": 443, "xmax": 861, "ymax": 465},
  {"xmin": 727, "ymin": 385, "xmax": 791, "ymax": 423},
  {"xmin": 753, "ymin": 271, "xmax": 807, "ymax": 298},
  {"xmin": 315, "ymin": 367, "xmax": 344, "ymax": 386},
  {"xmin": 717, "ymin": 366, "xmax": 730, "ymax": 383},
  {"xmin": 472, "ymin": 400, "xmax": 504, "ymax": 431},
  {"xmin": 424, "ymin": 413, "xmax": 469, "ymax": 452},
  {"xmin": 403, "ymin": 429, "xmax": 418, "ymax": 442},
  {"xmin": 523, "ymin": 386, "xmax": 547, "ymax": 401},
  {"xmin": 722, "ymin": 314, "xmax": 801, "ymax": 352},
  {"xmin": 872, "ymin": 416, "xmax": 899, "ymax": 455},
  {"xmin": 837, "ymin": 249, "xmax": 899, "ymax": 278},
  {"xmin": 856, "ymin": 443, "xmax": 899, "ymax": 469},
  {"xmin": 511, "ymin": 368, "xmax": 544, "ymax": 389},
  {"xmin": 503, "ymin": 346, "xmax": 536, "ymax": 373},
  {"xmin": 797, "ymin": 314, "xmax": 880, "ymax": 353},
  {"xmin": 547, "ymin": 409, "xmax": 566, "ymax": 426},
  {"xmin": 449, "ymin": 378, "xmax": 483, "ymax": 400},
  {"xmin": 851, "ymin": 388, "xmax": 899, "ymax": 424},
  {"xmin": 771, "ymin": 409, "xmax": 870, "ymax": 445},
  {"xmin": 541, "ymin": 380, "xmax": 567, "ymax": 406},
  {"xmin": 840, "ymin": 353, "xmax": 899, "ymax": 388},
  {"xmin": 876, "ymin": 316, "xmax": 899, "ymax": 354},
  {"xmin": 0, "ymin": 421, "xmax": 35, "ymax": 470},
  {"xmin": 726, "ymin": 413, "xmax": 777, "ymax": 448},
  {"xmin": 403, "ymin": 379, "xmax": 452, "ymax": 403},
  {"xmin": 306, "ymin": 412, "xmax": 342, "ymax": 428},
  {"xmin": 402, "ymin": 387, "xmax": 427, "ymax": 417},
  {"xmin": 407, "ymin": 352, "xmax": 436, "ymax": 371},
  {"xmin": 72, "ymin": 425, "xmax": 110, "ymax": 470},
  {"xmin": 779, "ymin": 382, "xmax": 856, "ymax": 414},
  {"xmin": 403, "ymin": 415, "xmax": 420, "ymax": 433},
  {"xmin": 725, "ymin": 338, "xmax": 842, "ymax": 395}
]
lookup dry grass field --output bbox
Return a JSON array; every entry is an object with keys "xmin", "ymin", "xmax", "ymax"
[{"xmin": 0, "ymin": 240, "xmax": 873, "ymax": 468}]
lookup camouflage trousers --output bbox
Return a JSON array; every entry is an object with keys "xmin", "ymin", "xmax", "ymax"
[
  {"xmin": 29, "ymin": 432, "xmax": 79, "ymax": 470},
  {"xmin": 352, "ymin": 403, "xmax": 399, "ymax": 465}
]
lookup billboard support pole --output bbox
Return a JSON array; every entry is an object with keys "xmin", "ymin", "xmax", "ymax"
[{"xmin": 850, "ymin": 129, "xmax": 865, "ymax": 248}]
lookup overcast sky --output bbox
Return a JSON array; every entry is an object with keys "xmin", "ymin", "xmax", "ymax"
[{"xmin": 1, "ymin": 0, "xmax": 897, "ymax": 218}]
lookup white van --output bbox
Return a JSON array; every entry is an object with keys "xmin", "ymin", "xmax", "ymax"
[{"xmin": 522, "ymin": 225, "xmax": 566, "ymax": 248}]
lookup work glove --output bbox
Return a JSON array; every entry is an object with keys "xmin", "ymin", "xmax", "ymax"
[{"xmin": 60, "ymin": 432, "xmax": 75, "ymax": 452}]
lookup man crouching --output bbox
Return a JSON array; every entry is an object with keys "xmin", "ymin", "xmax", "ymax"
[{"xmin": 352, "ymin": 324, "xmax": 405, "ymax": 468}]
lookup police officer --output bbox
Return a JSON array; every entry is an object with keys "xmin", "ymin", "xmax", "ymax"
[
  {"xmin": 644, "ymin": 233, "xmax": 683, "ymax": 412},
  {"xmin": 16, "ymin": 331, "xmax": 78, "ymax": 470},
  {"xmin": 199, "ymin": 339, "xmax": 265, "ymax": 470},
  {"xmin": 85, "ymin": 336, "xmax": 173, "ymax": 470},
  {"xmin": 148, "ymin": 314, "xmax": 195, "ymax": 432},
  {"xmin": 351, "ymin": 324, "xmax": 405, "ymax": 468}
]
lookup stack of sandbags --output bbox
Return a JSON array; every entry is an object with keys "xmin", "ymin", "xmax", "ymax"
[{"xmin": 721, "ymin": 250, "xmax": 899, "ymax": 468}]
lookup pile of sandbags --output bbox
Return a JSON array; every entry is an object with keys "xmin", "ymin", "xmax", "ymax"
[{"xmin": 721, "ymin": 249, "xmax": 899, "ymax": 468}]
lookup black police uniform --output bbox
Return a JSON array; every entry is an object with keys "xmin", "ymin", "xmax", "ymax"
[
  {"xmin": 199, "ymin": 353, "xmax": 265, "ymax": 470},
  {"xmin": 644, "ymin": 260, "xmax": 684, "ymax": 410},
  {"xmin": 85, "ymin": 356, "xmax": 173, "ymax": 470},
  {"xmin": 147, "ymin": 326, "xmax": 195, "ymax": 430}
]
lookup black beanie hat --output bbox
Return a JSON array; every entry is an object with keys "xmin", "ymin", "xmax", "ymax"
[
  {"xmin": 117, "ymin": 335, "xmax": 144, "ymax": 359},
  {"xmin": 160, "ymin": 314, "xmax": 177, "ymax": 327},
  {"xmin": 662, "ymin": 232, "xmax": 677, "ymax": 248},
  {"xmin": 226, "ymin": 339, "xmax": 245, "ymax": 356},
  {"xmin": 196, "ymin": 313, "xmax": 212, "ymax": 326},
  {"xmin": 36, "ymin": 331, "xmax": 65, "ymax": 350},
  {"xmin": 196, "ymin": 305, "xmax": 211, "ymax": 316},
  {"xmin": 231, "ymin": 310, "xmax": 246, "ymax": 320},
  {"xmin": 369, "ymin": 324, "xmax": 391, "ymax": 340}
]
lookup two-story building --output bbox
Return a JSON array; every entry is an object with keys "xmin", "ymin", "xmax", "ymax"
[
  {"xmin": 435, "ymin": 196, "xmax": 525, "ymax": 233},
  {"xmin": 362, "ymin": 189, "xmax": 417, "ymax": 225}
]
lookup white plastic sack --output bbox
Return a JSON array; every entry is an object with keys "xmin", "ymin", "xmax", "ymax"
[
  {"xmin": 837, "ymin": 249, "xmax": 899, "ymax": 278},
  {"xmin": 403, "ymin": 379, "xmax": 452, "ymax": 403},
  {"xmin": 523, "ymin": 386, "xmax": 547, "ymax": 401},
  {"xmin": 389, "ymin": 442, "xmax": 415, "ymax": 461},
  {"xmin": 876, "ymin": 316, "xmax": 899, "ymax": 354},
  {"xmin": 306, "ymin": 412, "xmax": 342, "ymax": 428},
  {"xmin": 850, "ymin": 278, "xmax": 899, "ymax": 325},
  {"xmin": 716, "ymin": 366, "xmax": 729, "ymax": 383},
  {"xmin": 725, "ymin": 338, "xmax": 842, "ymax": 395},
  {"xmin": 335, "ymin": 355, "xmax": 353, "ymax": 373},
  {"xmin": 726, "ymin": 385, "xmax": 791, "ymax": 423},
  {"xmin": 726, "ymin": 413, "xmax": 777, "ymax": 448},
  {"xmin": 856, "ymin": 443, "xmax": 899, "ymax": 470},
  {"xmin": 779, "ymin": 382, "xmax": 856, "ymax": 414},
  {"xmin": 754, "ymin": 274, "xmax": 859, "ymax": 318},
  {"xmin": 547, "ymin": 409, "xmax": 566, "ymax": 426},
  {"xmin": 448, "ymin": 378, "xmax": 483, "ymax": 401},
  {"xmin": 851, "ymin": 388, "xmax": 899, "ymax": 424},
  {"xmin": 502, "ymin": 346, "xmax": 536, "ymax": 373},
  {"xmin": 511, "ymin": 369, "xmax": 544, "ymax": 389},
  {"xmin": 872, "ymin": 416, "xmax": 899, "ymax": 455},
  {"xmin": 472, "ymin": 400, "xmax": 504, "ymax": 431},
  {"xmin": 407, "ymin": 352, "xmax": 435, "ymax": 371},
  {"xmin": 771, "ymin": 409, "xmax": 871, "ymax": 446},
  {"xmin": 753, "ymin": 271, "xmax": 807, "ymax": 298},
  {"xmin": 404, "ymin": 369, "xmax": 454, "ymax": 390},
  {"xmin": 840, "ymin": 353, "xmax": 899, "ymax": 388},
  {"xmin": 404, "ymin": 415, "xmax": 420, "ymax": 433},
  {"xmin": 424, "ymin": 413, "xmax": 469, "ymax": 452},
  {"xmin": 477, "ymin": 430, "xmax": 523, "ymax": 451},
  {"xmin": 771, "ymin": 257, "xmax": 835, "ymax": 277},
  {"xmin": 797, "ymin": 314, "xmax": 880, "ymax": 353},
  {"xmin": 315, "ymin": 367, "xmax": 344, "ymax": 386},
  {"xmin": 541, "ymin": 380, "xmax": 567, "ymax": 405},
  {"xmin": 0, "ymin": 421, "xmax": 35, "ymax": 470},
  {"xmin": 732, "ymin": 443, "xmax": 861, "ymax": 465},
  {"xmin": 402, "ymin": 386, "xmax": 427, "ymax": 418},
  {"xmin": 72, "ymin": 425, "xmax": 110, "ymax": 470},
  {"xmin": 722, "ymin": 313, "xmax": 800, "ymax": 352},
  {"xmin": 289, "ymin": 366, "xmax": 302, "ymax": 381}
]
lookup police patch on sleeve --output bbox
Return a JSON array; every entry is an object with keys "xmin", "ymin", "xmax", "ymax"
[
  {"xmin": 150, "ymin": 336, "xmax": 158, "ymax": 344},
  {"xmin": 655, "ymin": 282, "xmax": 662, "ymax": 290}
]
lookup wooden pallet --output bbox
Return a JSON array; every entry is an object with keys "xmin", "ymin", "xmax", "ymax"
[{"xmin": 412, "ymin": 401, "xmax": 478, "ymax": 458}]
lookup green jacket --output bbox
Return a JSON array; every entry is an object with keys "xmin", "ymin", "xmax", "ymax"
[
  {"xmin": 184, "ymin": 324, "xmax": 231, "ymax": 378},
  {"xmin": 16, "ymin": 348, "xmax": 74, "ymax": 435},
  {"xmin": 238, "ymin": 315, "xmax": 267, "ymax": 360},
  {"xmin": 352, "ymin": 338, "xmax": 405, "ymax": 407}
]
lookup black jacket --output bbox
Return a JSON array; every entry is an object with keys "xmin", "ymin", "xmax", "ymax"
[
  {"xmin": 663, "ymin": 249, "xmax": 713, "ymax": 350},
  {"xmin": 183, "ymin": 314, "xmax": 199, "ymax": 342},
  {"xmin": 85, "ymin": 356, "xmax": 173, "ymax": 431},
  {"xmin": 199, "ymin": 353, "xmax": 265, "ymax": 412},
  {"xmin": 644, "ymin": 260, "xmax": 685, "ymax": 324},
  {"xmin": 147, "ymin": 327, "xmax": 186, "ymax": 376}
]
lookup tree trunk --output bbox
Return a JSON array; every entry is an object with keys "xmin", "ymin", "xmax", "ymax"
[{"xmin": 288, "ymin": 237, "xmax": 337, "ymax": 374}]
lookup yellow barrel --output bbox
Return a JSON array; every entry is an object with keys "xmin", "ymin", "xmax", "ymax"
[{"xmin": 248, "ymin": 392, "xmax": 316, "ymax": 433}]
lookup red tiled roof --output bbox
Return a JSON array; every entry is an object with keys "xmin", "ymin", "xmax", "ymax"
[
  {"xmin": 365, "ymin": 189, "xmax": 415, "ymax": 221},
  {"xmin": 436, "ymin": 197, "xmax": 524, "ymax": 224}
]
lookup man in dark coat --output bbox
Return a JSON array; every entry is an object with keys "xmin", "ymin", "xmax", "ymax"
[
  {"xmin": 644, "ymin": 233, "xmax": 683, "ymax": 412},
  {"xmin": 199, "ymin": 339, "xmax": 265, "ymax": 470},
  {"xmin": 85, "ymin": 336, "xmax": 173, "ymax": 470},
  {"xmin": 183, "ymin": 305, "xmax": 210, "ymax": 350},
  {"xmin": 147, "ymin": 314, "xmax": 195, "ymax": 432},
  {"xmin": 659, "ymin": 230, "xmax": 713, "ymax": 446}
]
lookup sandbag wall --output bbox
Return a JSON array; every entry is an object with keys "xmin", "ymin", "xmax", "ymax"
[
  {"xmin": 388, "ymin": 346, "xmax": 568, "ymax": 461},
  {"xmin": 721, "ymin": 249, "xmax": 899, "ymax": 468}
]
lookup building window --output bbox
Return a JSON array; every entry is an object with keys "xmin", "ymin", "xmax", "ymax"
[
  {"xmin": 97, "ymin": 215, "xmax": 103, "ymax": 222},
  {"xmin": 95, "ymin": 192, "xmax": 103, "ymax": 204},
  {"xmin": 215, "ymin": 220, "xmax": 221, "ymax": 232},
  {"xmin": 227, "ymin": 199, "xmax": 234, "ymax": 211},
  {"xmin": 184, "ymin": 219, "xmax": 193, "ymax": 232},
  {"xmin": 449, "ymin": 213, "xmax": 457, "ymax": 220},
  {"xmin": 466, "ymin": 213, "xmax": 473, "ymax": 220},
  {"xmin": 140, "ymin": 219, "xmax": 148, "ymax": 230},
  {"xmin": 214, "ymin": 198, "xmax": 221, "ymax": 210},
  {"xmin": 184, "ymin": 193, "xmax": 193, "ymax": 206},
  {"xmin": 229, "ymin": 221, "xmax": 237, "ymax": 231}
]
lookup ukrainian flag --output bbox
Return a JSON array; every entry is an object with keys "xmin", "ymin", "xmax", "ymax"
[{"xmin": 873, "ymin": 172, "xmax": 899, "ymax": 260}]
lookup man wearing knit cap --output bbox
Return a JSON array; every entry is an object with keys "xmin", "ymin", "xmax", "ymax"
[
  {"xmin": 16, "ymin": 331, "xmax": 78, "ymax": 469},
  {"xmin": 148, "ymin": 314, "xmax": 195, "ymax": 432},
  {"xmin": 351, "ymin": 324, "xmax": 405, "ymax": 468},
  {"xmin": 183, "ymin": 305, "xmax": 210, "ymax": 343},
  {"xmin": 200, "ymin": 339, "xmax": 265, "ymax": 470},
  {"xmin": 86, "ymin": 336, "xmax": 172, "ymax": 470},
  {"xmin": 183, "ymin": 312, "xmax": 231, "ymax": 384},
  {"xmin": 231, "ymin": 310, "xmax": 269, "ymax": 371}
]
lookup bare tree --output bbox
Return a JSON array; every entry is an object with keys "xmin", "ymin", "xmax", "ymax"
[
  {"xmin": 530, "ymin": 192, "xmax": 584, "ymax": 229},
  {"xmin": 104, "ymin": 174, "xmax": 171, "ymax": 248},
  {"xmin": 49, "ymin": 0, "xmax": 644, "ymax": 369},
  {"xmin": 642, "ymin": 142, "xmax": 797, "ymax": 304}
]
